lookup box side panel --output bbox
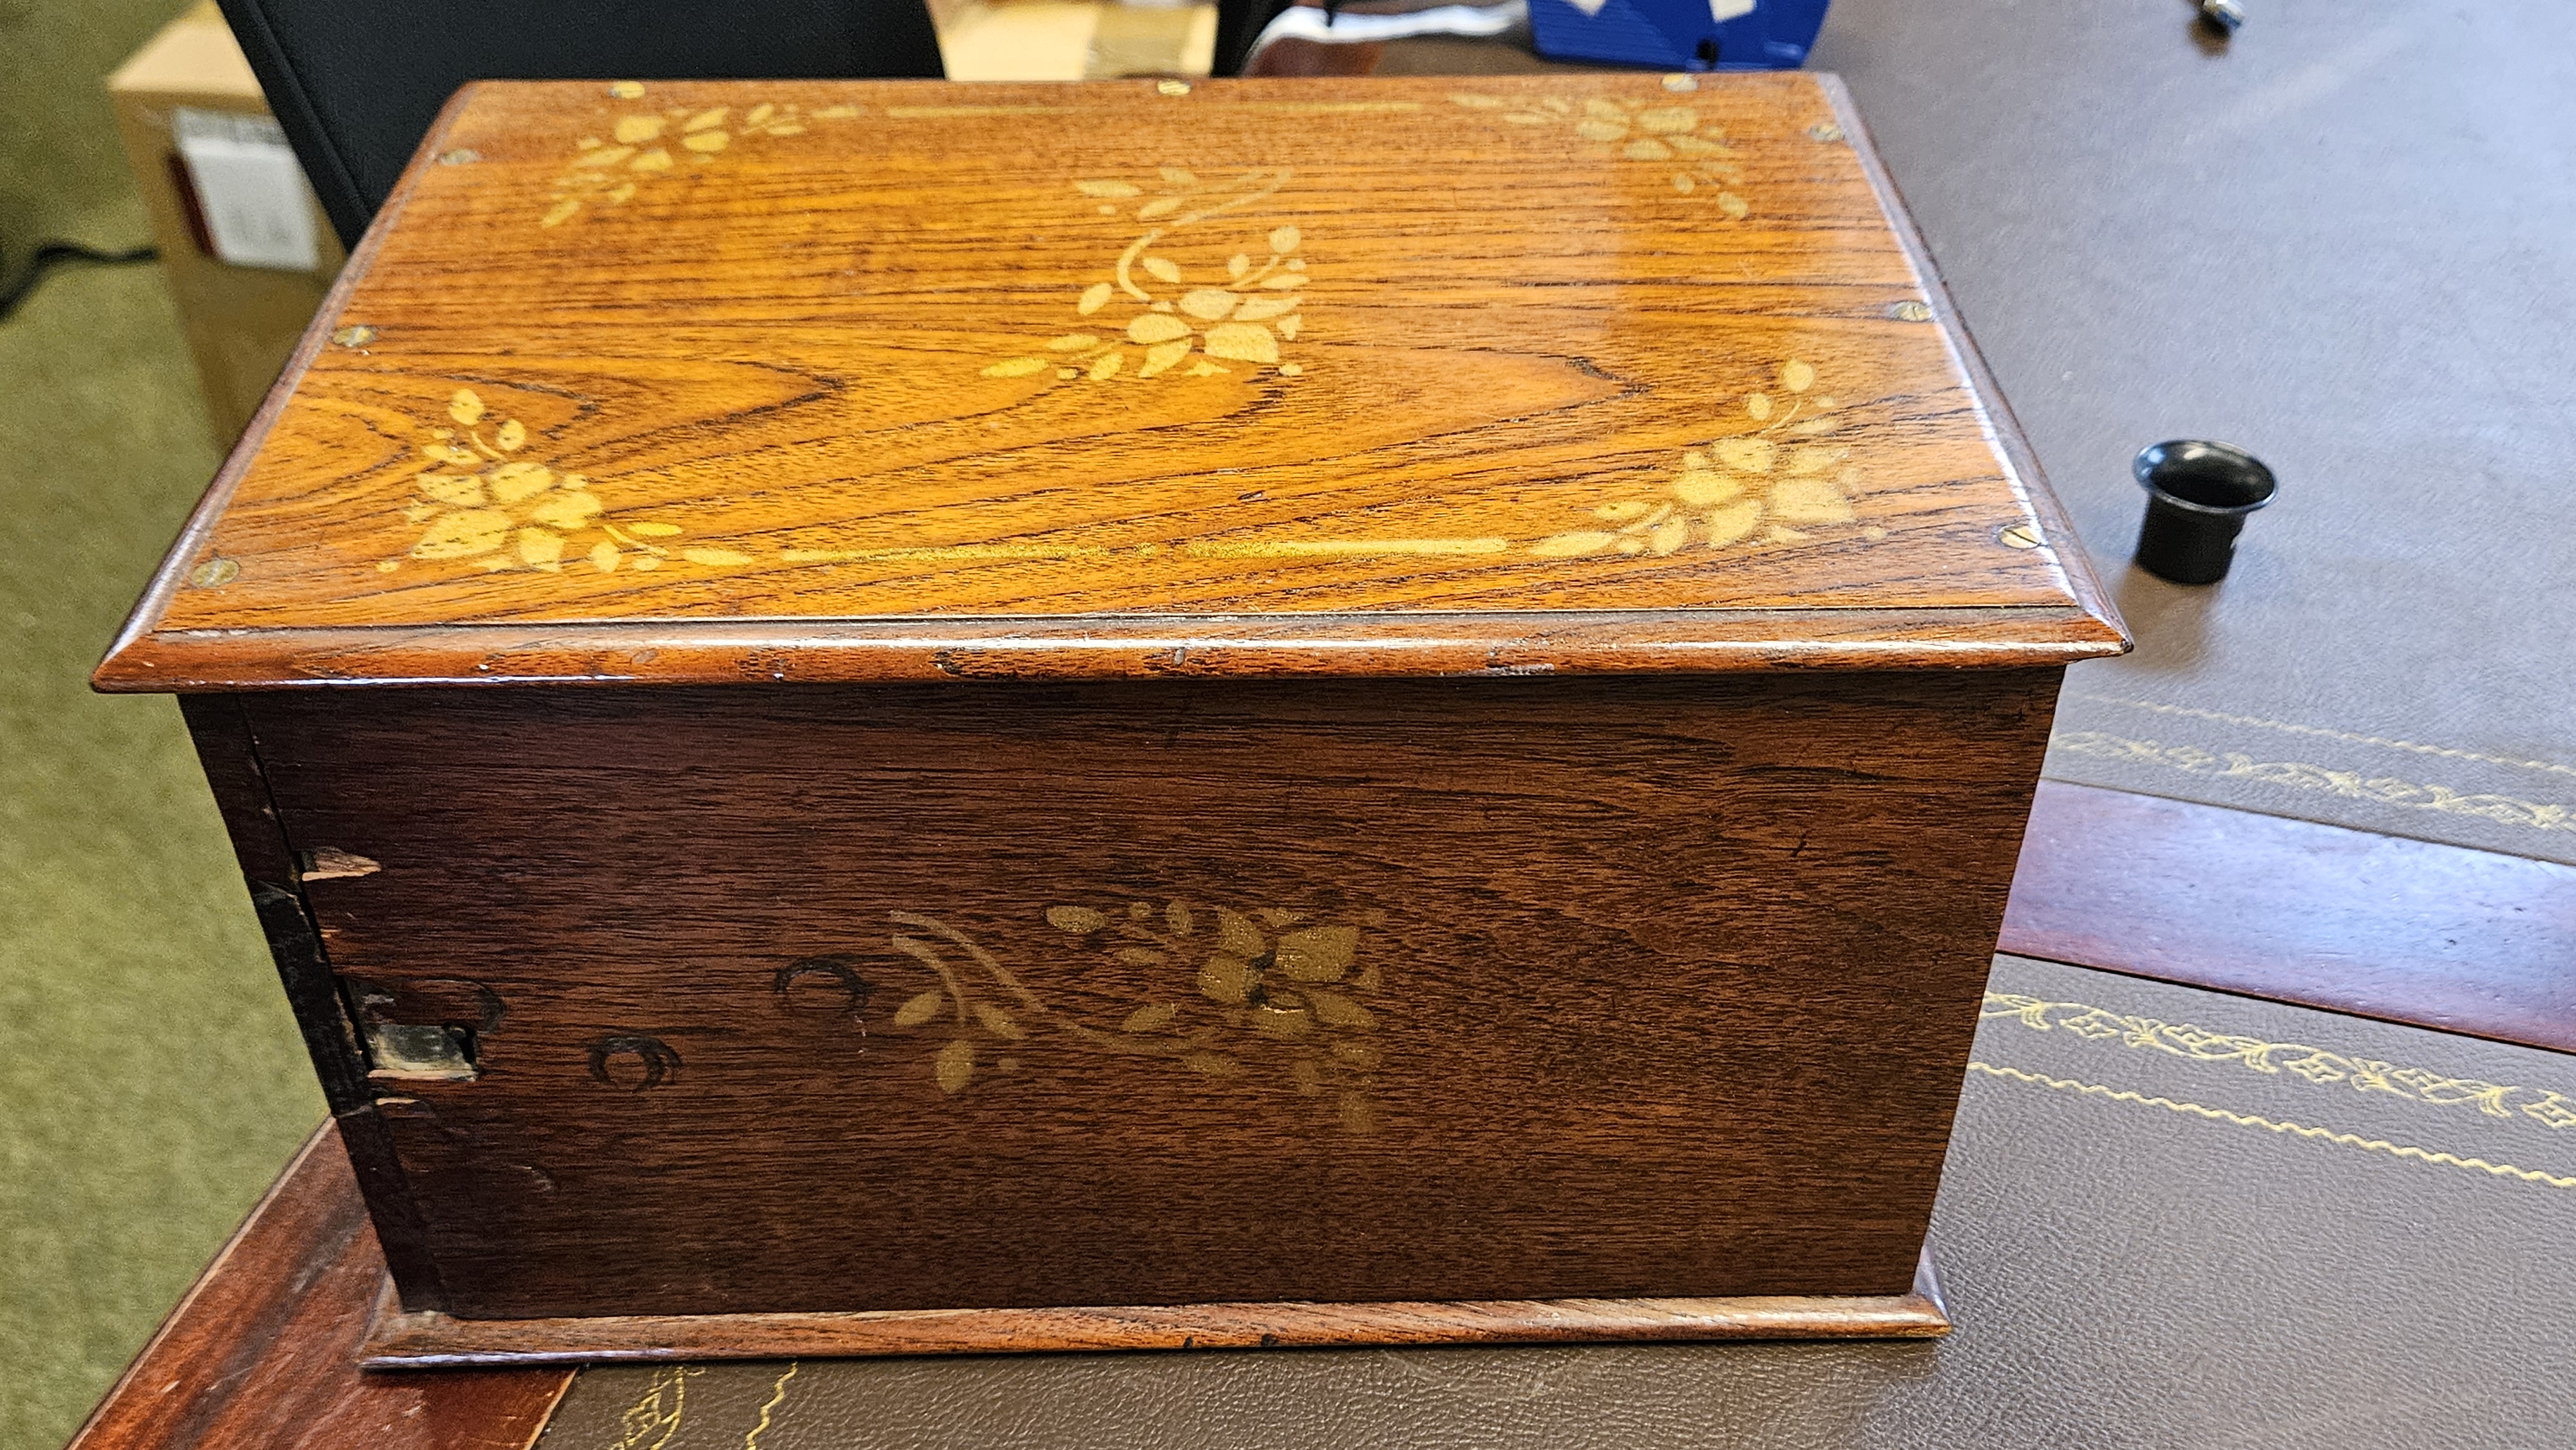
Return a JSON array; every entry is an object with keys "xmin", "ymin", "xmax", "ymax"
[
  {"xmin": 177, "ymin": 694, "xmax": 448, "ymax": 1310},
  {"xmin": 242, "ymin": 673, "xmax": 2056, "ymax": 1319}
]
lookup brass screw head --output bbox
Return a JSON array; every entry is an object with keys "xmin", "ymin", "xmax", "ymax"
[
  {"xmin": 1999, "ymin": 524, "xmax": 2045, "ymax": 550},
  {"xmin": 1807, "ymin": 123, "xmax": 1846, "ymax": 142},
  {"xmin": 330, "ymin": 324, "xmax": 377, "ymax": 346},
  {"xmin": 189, "ymin": 557, "xmax": 240, "ymax": 587},
  {"xmin": 1156, "ymin": 79, "xmax": 1191, "ymax": 97},
  {"xmin": 1662, "ymin": 74, "xmax": 1700, "ymax": 93},
  {"xmin": 437, "ymin": 148, "xmax": 480, "ymax": 165},
  {"xmin": 1888, "ymin": 300, "xmax": 1935, "ymax": 322},
  {"xmin": 607, "ymin": 80, "xmax": 645, "ymax": 99}
]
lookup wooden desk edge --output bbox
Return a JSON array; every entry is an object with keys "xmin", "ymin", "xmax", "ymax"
[
  {"xmin": 2003, "ymin": 780, "xmax": 2576, "ymax": 1055},
  {"xmin": 64, "ymin": 1124, "xmax": 573, "ymax": 1450}
]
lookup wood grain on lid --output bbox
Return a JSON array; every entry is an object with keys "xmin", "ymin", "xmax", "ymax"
[{"xmin": 98, "ymin": 75, "xmax": 2123, "ymax": 689}]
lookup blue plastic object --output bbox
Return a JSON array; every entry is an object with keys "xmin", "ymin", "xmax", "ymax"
[{"xmin": 1526, "ymin": 0, "xmax": 1829, "ymax": 71}]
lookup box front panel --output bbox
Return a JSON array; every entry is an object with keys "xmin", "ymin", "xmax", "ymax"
[{"xmin": 245, "ymin": 673, "xmax": 2054, "ymax": 1319}]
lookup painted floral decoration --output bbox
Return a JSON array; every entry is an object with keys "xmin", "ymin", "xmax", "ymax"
[
  {"xmin": 880, "ymin": 899, "xmax": 1385, "ymax": 1133},
  {"xmin": 390, "ymin": 389, "xmax": 748, "ymax": 574},
  {"xmin": 984, "ymin": 167, "xmax": 1309, "ymax": 384},
  {"xmin": 542, "ymin": 93, "xmax": 861, "ymax": 229},
  {"xmin": 1450, "ymin": 93, "xmax": 1748, "ymax": 212},
  {"xmin": 1053, "ymin": 899, "xmax": 1383, "ymax": 1131},
  {"xmin": 1533, "ymin": 358, "xmax": 1880, "ymax": 558}
]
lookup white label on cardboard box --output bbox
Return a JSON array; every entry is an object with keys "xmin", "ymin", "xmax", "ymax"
[{"xmin": 173, "ymin": 106, "xmax": 319, "ymax": 272}]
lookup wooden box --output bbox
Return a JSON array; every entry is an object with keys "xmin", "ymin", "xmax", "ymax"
[{"xmin": 96, "ymin": 74, "xmax": 2124, "ymax": 1364}]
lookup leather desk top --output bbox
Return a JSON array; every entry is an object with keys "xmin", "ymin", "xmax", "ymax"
[
  {"xmin": 1364, "ymin": 0, "xmax": 2576, "ymax": 862},
  {"xmin": 66, "ymin": 957, "xmax": 2576, "ymax": 1449},
  {"xmin": 1806, "ymin": 0, "xmax": 2576, "ymax": 863},
  {"xmin": 534, "ymin": 956, "xmax": 2576, "ymax": 1450}
]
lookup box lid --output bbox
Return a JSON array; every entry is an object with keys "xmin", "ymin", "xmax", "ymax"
[{"xmin": 97, "ymin": 74, "xmax": 2125, "ymax": 691}]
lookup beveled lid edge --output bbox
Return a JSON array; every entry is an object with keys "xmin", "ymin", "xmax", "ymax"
[
  {"xmin": 1814, "ymin": 73, "xmax": 2129, "ymax": 656},
  {"xmin": 90, "ymin": 81, "xmax": 483, "ymax": 702},
  {"xmin": 92, "ymin": 605, "xmax": 2128, "ymax": 692}
]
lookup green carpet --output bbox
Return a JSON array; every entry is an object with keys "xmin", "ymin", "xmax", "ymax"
[{"xmin": 1, "ymin": 4, "xmax": 327, "ymax": 1448}]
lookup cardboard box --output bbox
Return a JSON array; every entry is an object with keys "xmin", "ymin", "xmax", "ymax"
[{"xmin": 109, "ymin": 1, "xmax": 344, "ymax": 446}]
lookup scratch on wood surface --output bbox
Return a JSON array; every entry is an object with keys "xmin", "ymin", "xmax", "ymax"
[{"xmin": 302, "ymin": 848, "xmax": 381, "ymax": 881}]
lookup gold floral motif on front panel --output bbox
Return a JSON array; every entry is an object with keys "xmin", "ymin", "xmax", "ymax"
[{"xmin": 882, "ymin": 900, "xmax": 1386, "ymax": 1135}]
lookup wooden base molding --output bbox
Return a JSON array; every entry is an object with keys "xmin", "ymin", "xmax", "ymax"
[{"xmin": 361, "ymin": 1257, "xmax": 1951, "ymax": 1368}]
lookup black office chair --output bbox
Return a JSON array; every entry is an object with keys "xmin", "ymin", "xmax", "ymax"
[
  {"xmin": 1213, "ymin": 0, "xmax": 1285, "ymax": 76},
  {"xmin": 213, "ymin": 0, "xmax": 947, "ymax": 249}
]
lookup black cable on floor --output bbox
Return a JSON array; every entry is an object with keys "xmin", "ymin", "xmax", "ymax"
[{"xmin": 0, "ymin": 240, "xmax": 160, "ymax": 323}]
